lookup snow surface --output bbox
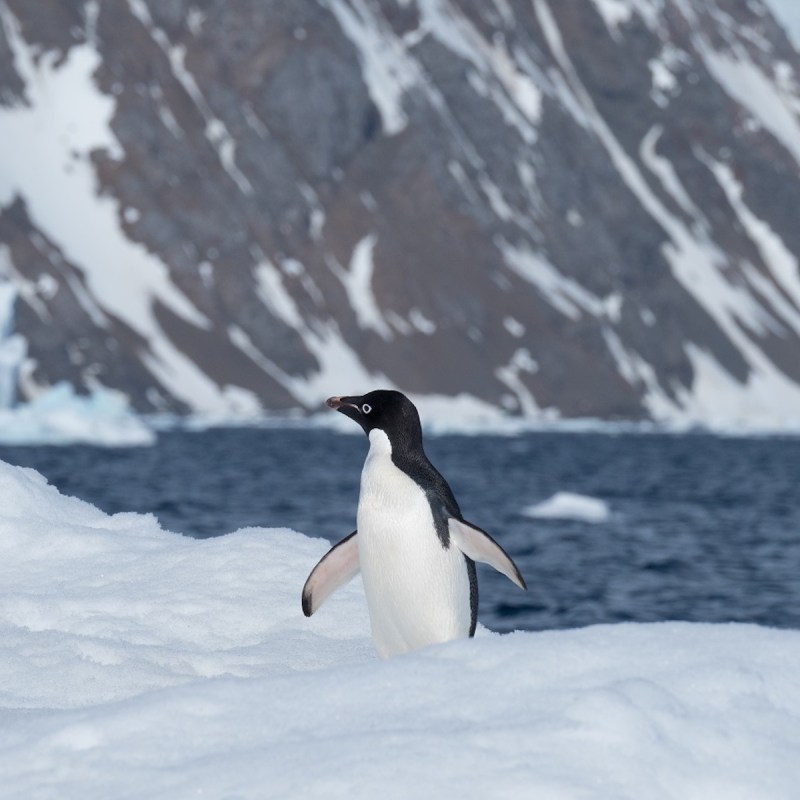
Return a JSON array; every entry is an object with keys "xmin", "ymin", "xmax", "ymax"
[
  {"xmin": 523, "ymin": 491, "xmax": 612, "ymax": 523},
  {"xmin": 1, "ymin": 458, "xmax": 800, "ymax": 798}
]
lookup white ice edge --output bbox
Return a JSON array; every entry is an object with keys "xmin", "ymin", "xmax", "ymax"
[
  {"xmin": 151, "ymin": 409, "xmax": 800, "ymax": 439},
  {"xmin": 3, "ymin": 387, "xmax": 800, "ymax": 446}
]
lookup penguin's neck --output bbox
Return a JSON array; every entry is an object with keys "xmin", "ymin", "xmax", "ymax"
[
  {"xmin": 362, "ymin": 430, "xmax": 395, "ymax": 492},
  {"xmin": 361, "ymin": 429, "xmax": 415, "ymax": 513},
  {"xmin": 365, "ymin": 428, "xmax": 438, "ymax": 500},
  {"xmin": 366, "ymin": 425, "xmax": 426, "ymax": 465},
  {"xmin": 367, "ymin": 428, "xmax": 393, "ymax": 457}
]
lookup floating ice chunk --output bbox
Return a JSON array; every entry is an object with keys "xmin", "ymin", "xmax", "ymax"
[{"xmin": 523, "ymin": 491, "xmax": 611, "ymax": 522}]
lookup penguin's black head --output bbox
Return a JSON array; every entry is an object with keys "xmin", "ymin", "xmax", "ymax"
[{"xmin": 327, "ymin": 390, "xmax": 422, "ymax": 449}]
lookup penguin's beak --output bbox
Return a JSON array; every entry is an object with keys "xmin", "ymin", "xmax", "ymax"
[
  {"xmin": 327, "ymin": 395, "xmax": 372, "ymax": 436},
  {"xmin": 326, "ymin": 396, "xmax": 360, "ymax": 413}
]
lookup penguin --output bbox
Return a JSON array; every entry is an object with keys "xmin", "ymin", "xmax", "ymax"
[{"xmin": 302, "ymin": 390, "xmax": 526, "ymax": 658}]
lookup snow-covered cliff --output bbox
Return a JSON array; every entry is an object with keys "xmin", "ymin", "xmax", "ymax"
[{"xmin": 2, "ymin": 0, "xmax": 800, "ymax": 428}]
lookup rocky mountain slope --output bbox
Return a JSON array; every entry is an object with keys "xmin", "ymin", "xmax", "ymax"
[{"xmin": 2, "ymin": 0, "xmax": 800, "ymax": 426}]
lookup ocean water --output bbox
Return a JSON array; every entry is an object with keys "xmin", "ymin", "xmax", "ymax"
[{"xmin": 2, "ymin": 428, "xmax": 799, "ymax": 634}]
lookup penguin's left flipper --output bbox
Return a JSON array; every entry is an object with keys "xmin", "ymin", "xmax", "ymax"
[
  {"xmin": 302, "ymin": 531, "xmax": 360, "ymax": 617},
  {"xmin": 448, "ymin": 518, "xmax": 527, "ymax": 591}
]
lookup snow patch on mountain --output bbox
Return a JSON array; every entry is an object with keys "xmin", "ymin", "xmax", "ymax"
[
  {"xmin": 500, "ymin": 240, "xmax": 604, "ymax": 321},
  {"xmin": 322, "ymin": 0, "xmax": 415, "ymax": 136},
  {"xmin": 702, "ymin": 47, "xmax": 800, "ymax": 169},
  {"xmin": 127, "ymin": 0, "xmax": 254, "ymax": 195},
  {"xmin": 0, "ymin": 5, "xmax": 247, "ymax": 415},
  {"xmin": 707, "ymin": 158, "xmax": 800, "ymax": 317},
  {"xmin": 330, "ymin": 233, "xmax": 393, "ymax": 340}
]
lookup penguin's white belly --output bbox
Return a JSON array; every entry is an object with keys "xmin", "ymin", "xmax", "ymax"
[{"xmin": 357, "ymin": 432, "xmax": 471, "ymax": 658}]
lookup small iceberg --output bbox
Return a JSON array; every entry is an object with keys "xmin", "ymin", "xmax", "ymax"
[
  {"xmin": 522, "ymin": 491, "xmax": 610, "ymax": 523},
  {"xmin": 1, "ymin": 278, "xmax": 153, "ymax": 447},
  {"xmin": 0, "ymin": 383, "xmax": 155, "ymax": 446}
]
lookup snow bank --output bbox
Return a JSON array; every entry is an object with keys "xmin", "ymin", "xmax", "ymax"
[
  {"xmin": 1, "ymin": 458, "xmax": 799, "ymax": 798},
  {"xmin": 0, "ymin": 383, "xmax": 155, "ymax": 446},
  {"xmin": 523, "ymin": 491, "xmax": 611, "ymax": 522}
]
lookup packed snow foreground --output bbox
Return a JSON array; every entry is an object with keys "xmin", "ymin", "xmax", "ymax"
[{"xmin": 1, "ymin": 460, "xmax": 798, "ymax": 799}]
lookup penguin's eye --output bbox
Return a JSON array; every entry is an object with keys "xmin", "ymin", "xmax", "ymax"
[{"xmin": 361, "ymin": 403, "xmax": 372, "ymax": 414}]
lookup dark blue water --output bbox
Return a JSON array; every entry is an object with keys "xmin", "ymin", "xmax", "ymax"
[{"xmin": 2, "ymin": 428, "xmax": 799, "ymax": 633}]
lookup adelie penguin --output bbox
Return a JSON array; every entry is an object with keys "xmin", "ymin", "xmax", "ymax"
[{"xmin": 302, "ymin": 390, "xmax": 526, "ymax": 658}]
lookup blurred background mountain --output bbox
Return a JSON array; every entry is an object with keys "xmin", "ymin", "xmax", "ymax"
[{"xmin": 2, "ymin": 0, "xmax": 800, "ymax": 429}]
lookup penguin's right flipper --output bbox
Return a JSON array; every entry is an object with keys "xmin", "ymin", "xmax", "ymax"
[
  {"xmin": 302, "ymin": 531, "xmax": 360, "ymax": 617},
  {"xmin": 448, "ymin": 518, "xmax": 527, "ymax": 590}
]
